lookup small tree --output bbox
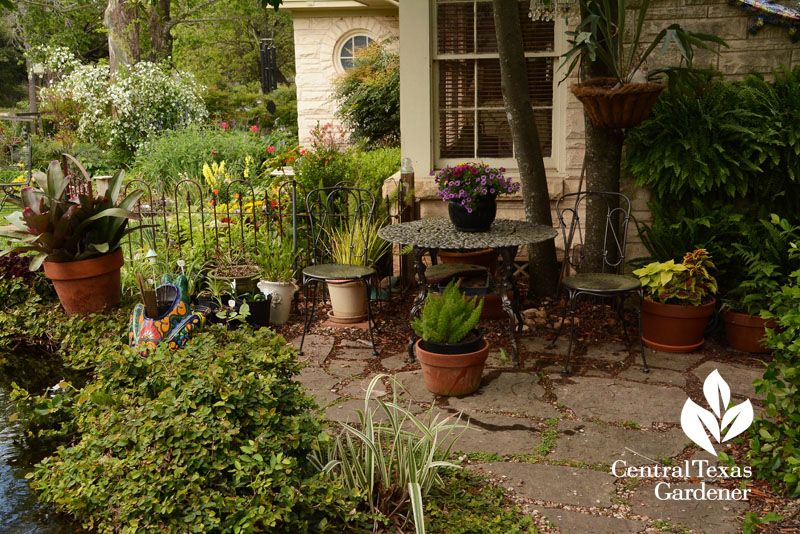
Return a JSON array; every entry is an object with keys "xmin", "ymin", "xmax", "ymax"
[{"xmin": 332, "ymin": 42, "xmax": 399, "ymax": 147}]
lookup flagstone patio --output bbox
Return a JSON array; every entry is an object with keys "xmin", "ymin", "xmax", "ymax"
[{"xmin": 290, "ymin": 333, "xmax": 769, "ymax": 534}]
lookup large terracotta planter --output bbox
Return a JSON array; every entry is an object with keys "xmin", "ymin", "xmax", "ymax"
[
  {"xmin": 43, "ymin": 248, "xmax": 124, "ymax": 316},
  {"xmin": 437, "ymin": 248, "xmax": 499, "ymax": 274},
  {"xmin": 641, "ymin": 297, "xmax": 716, "ymax": 353},
  {"xmin": 723, "ymin": 310, "xmax": 776, "ymax": 354},
  {"xmin": 415, "ymin": 337, "xmax": 489, "ymax": 396}
]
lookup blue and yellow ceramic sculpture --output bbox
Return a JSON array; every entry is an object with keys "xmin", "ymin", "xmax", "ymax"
[{"xmin": 128, "ymin": 274, "xmax": 204, "ymax": 357}]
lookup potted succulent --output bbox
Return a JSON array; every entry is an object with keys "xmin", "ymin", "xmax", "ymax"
[
  {"xmin": 562, "ymin": 0, "xmax": 725, "ymax": 129},
  {"xmin": 633, "ymin": 249, "xmax": 718, "ymax": 353},
  {"xmin": 255, "ymin": 230, "xmax": 298, "ymax": 326},
  {"xmin": 326, "ymin": 217, "xmax": 390, "ymax": 323},
  {"xmin": 433, "ymin": 163, "xmax": 520, "ymax": 233},
  {"xmin": 412, "ymin": 280, "xmax": 488, "ymax": 396},
  {"xmin": 1, "ymin": 157, "xmax": 143, "ymax": 315}
]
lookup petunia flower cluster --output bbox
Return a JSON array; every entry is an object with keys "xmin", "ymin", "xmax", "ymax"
[{"xmin": 432, "ymin": 162, "xmax": 520, "ymax": 213}]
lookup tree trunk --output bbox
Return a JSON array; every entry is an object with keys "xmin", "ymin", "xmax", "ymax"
[
  {"xmin": 491, "ymin": 0, "xmax": 559, "ymax": 297},
  {"xmin": 104, "ymin": 0, "xmax": 140, "ymax": 76},
  {"xmin": 148, "ymin": 0, "xmax": 173, "ymax": 62},
  {"xmin": 580, "ymin": 1, "xmax": 624, "ymax": 273}
]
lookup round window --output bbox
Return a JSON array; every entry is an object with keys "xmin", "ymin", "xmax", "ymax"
[{"xmin": 339, "ymin": 35, "xmax": 375, "ymax": 71}]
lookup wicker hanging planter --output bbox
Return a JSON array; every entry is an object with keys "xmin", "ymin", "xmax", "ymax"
[{"xmin": 571, "ymin": 77, "xmax": 665, "ymax": 130}]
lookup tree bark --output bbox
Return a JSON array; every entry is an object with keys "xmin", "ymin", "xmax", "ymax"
[
  {"xmin": 148, "ymin": 0, "xmax": 173, "ymax": 62},
  {"xmin": 580, "ymin": 1, "xmax": 624, "ymax": 273},
  {"xmin": 104, "ymin": 0, "xmax": 140, "ymax": 76},
  {"xmin": 492, "ymin": 0, "xmax": 559, "ymax": 297}
]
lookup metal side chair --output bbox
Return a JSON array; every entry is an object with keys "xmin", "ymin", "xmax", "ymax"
[
  {"xmin": 548, "ymin": 191, "xmax": 649, "ymax": 374},
  {"xmin": 298, "ymin": 185, "xmax": 379, "ymax": 356}
]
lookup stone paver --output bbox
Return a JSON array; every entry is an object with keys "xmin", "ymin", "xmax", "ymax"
[
  {"xmin": 693, "ymin": 361, "xmax": 764, "ymax": 400},
  {"xmin": 551, "ymin": 422, "xmax": 688, "ymax": 466},
  {"xmin": 291, "ymin": 334, "xmax": 333, "ymax": 366},
  {"xmin": 294, "ymin": 367, "xmax": 339, "ymax": 407},
  {"xmin": 619, "ymin": 366, "xmax": 687, "ymax": 387},
  {"xmin": 470, "ymin": 462, "xmax": 616, "ymax": 507},
  {"xmin": 542, "ymin": 508, "xmax": 646, "ymax": 534},
  {"xmin": 584, "ymin": 342, "xmax": 632, "ymax": 364},
  {"xmin": 555, "ymin": 377, "xmax": 684, "ymax": 426},
  {"xmin": 326, "ymin": 360, "xmax": 366, "ymax": 379},
  {"xmin": 395, "ymin": 370, "xmax": 560, "ymax": 419},
  {"xmin": 453, "ymin": 413, "xmax": 542, "ymax": 456},
  {"xmin": 336, "ymin": 346, "xmax": 376, "ymax": 360},
  {"xmin": 630, "ymin": 482, "xmax": 747, "ymax": 534},
  {"xmin": 522, "ymin": 337, "xmax": 570, "ymax": 355},
  {"xmin": 485, "ymin": 350, "xmax": 516, "ymax": 368},
  {"xmin": 338, "ymin": 377, "xmax": 387, "ymax": 399},
  {"xmin": 380, "ymin": 352, "xmax": 415, "ymax": 371},
  {"xmin": 644, "ymin": 350, "xmax": 704, "ymax": 371}
]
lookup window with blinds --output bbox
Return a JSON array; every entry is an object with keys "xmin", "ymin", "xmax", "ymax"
[{"xmin": 435, "ymin": 0, "xmax": 558, "ymax": 162}]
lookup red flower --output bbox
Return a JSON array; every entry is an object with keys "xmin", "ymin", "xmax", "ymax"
[
  {"xmin": 290, "ymin": 156, "xmax": 295, "ymax": 161},
  {"xmin": 267, "ymin": 146, "xmax": 275, "ymax": 154},
  {"xmin": 213, "ymin": 188, "xmax": 219, "ymax": 195},
  {"xmin": 212, "ymin": 151, "xmax": 218, "ymax": 156},
  {"xmin": 234, "ymin": 193, "xmax": 240, "ymax": 200},
  {"xmin": 221, "ymin": 122, "xmax": 229, "ymax": 130},
  {"xmin": 299, "ymin": 149, "xmax": 306, "ymax": 155},
  {"xmin": 250, "ymin": 125, "xmax": 259, "ymax": 132}
]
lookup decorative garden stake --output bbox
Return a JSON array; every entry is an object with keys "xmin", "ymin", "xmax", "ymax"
[{"xmin": 729, "ymin": 0, "xmax": 800, "ymax": 42}]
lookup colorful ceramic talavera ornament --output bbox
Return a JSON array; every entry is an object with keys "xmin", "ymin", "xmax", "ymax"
[
  {"xmin": 128, "ymin": 276, "xmax": 204, "ymax": 357},
  {"xmin": 729, "ymin": 0, "xmax": 800, "ymax": 41}
]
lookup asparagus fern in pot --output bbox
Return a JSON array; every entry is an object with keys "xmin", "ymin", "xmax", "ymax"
[{"xmin": 412, "ymin": 280, "xmax": 488, "ymax": 396}]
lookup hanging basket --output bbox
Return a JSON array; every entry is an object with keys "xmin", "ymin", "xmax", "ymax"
[{"xmin": 571, "ymin": 78, "xmax": 665, "ymax": 130}]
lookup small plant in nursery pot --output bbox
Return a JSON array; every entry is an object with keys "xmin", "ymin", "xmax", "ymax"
[
  {"xmin": 255, "ymin": 229, "xmax": 298, "ymax": 326},
  {"xmin": 0, "ymin": 157, "xmax": 144, "ymax": 315},
  {"xmin": 411, "ymin": 280, "xmax": 488, "ymax": 396},
  {"xmin": 633, "ymin": 249, "xmax": 717, "ymax": 353}
]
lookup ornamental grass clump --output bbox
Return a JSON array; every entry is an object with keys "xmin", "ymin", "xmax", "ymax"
[
  {"xmin": 432, "ymin": 163, "xmax": 520, "ymax": 213},
  {"xmin": 411, "ymin": 280, "xmax": 483, "ymax": 343},
  {"xmin": 634, "ymin": 249, "xmax": 717, "ymax": 305}
]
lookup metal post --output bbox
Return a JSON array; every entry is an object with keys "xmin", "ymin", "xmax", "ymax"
[{"xmin": 291, "ymin": 180, "xmax": 298, "ymax": 273}]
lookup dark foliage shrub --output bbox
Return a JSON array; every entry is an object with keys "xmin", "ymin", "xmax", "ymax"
[
  {"xmin": 332, "ymin": 42, "xmax": 399, "ymax": 148},
  {"xmin": 29, "ymin": 328, "xmax": 352, "ymax": 533}
]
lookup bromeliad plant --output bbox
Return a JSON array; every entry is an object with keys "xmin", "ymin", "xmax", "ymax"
[
  {"xmin": 634, "ymin": 249, "xmax": 718, "ymax": 306},
  {"xmin": 561, "ymin": 0, "xmax": 726, "ymax": 86},
  {"xmin": 1, "ymin": 156, "xmax": 143, "ymax": 270},
  {"xmin": 433, "ymin": 163, "xmax": 519, "ymax": 213},
  {"xmin": 411, "ymin": 280, "xmax": 484, "ymax": 344}
]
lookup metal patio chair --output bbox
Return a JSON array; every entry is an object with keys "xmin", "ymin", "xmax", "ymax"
[
  {"xmin": 548, "ymin": 191, "xmax": 649, "ymax": 374},
  {"xmin": 298, "ymin": 185, "xmax": 379, "ymax": 356}
]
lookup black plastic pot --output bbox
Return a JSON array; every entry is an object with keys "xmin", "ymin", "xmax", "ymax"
[
  {"xmin": 420, "ymin": 329, "xmax": 484, "ymax": 355},
  {"xmin": 245, "ymin": 295, "xmax": 272, "ymax": 328},
  {"xmin": 448, "ymin": 197, "xmax": 497, "ymax": 232}
]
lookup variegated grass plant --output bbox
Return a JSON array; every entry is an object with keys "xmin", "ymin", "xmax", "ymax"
[{"xmin": 311, "ymin": 374, "xmax": 469, "ymax": 533}]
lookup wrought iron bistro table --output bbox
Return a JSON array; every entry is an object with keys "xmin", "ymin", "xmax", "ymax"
[{"xmin": 378, "ymin": 218, "xmax": 557, "ymax": 367}]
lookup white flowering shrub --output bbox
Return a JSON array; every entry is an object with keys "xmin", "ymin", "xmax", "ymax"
[{"xmin": 40, "ymin": 49, "xmax": 208, "ymax": 153}]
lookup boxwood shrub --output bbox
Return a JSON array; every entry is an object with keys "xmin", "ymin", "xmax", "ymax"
[{"xmin": 30, "ymin": 329, "xmax": 354, "ymax": 533}]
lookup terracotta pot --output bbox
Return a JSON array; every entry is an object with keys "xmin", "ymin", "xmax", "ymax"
[
  {"xmin": 415, "ymin": 337, "xmax": 489, "ymax": 396},
  {"xmin": 43, "ymin": 248, "xmax": 124, "ymax": 316},
  {"xmin": 437, "ymin": 248, "xmax": 499, "ymax": 274},
  {"xmin": 723, "ymin": 310, "xmax": 776, "ymax": 353},
  {"xmin": 641, "ymin": 297, "xmax": 716, "ymax": 353},
  {"xmin": 328, "ymin": 279, "xmax": 367, "ymax": 321}
]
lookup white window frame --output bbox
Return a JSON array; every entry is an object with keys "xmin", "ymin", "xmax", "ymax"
[
  {"xmin": 432, "ymin": 1, "xmax": 567, "ymax": 172},
  {"xmin": 333, "ymin": 31, "xmax": 376, "ymax": 74}
]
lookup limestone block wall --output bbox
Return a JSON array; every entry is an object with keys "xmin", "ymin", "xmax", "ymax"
[
  {"xmin": 292, "ymin": 14, "xmax": 398, "ymax": 147},
  {"xmin": 418, "ymin": 0, "xmax": 800, "ymax": 261}
]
